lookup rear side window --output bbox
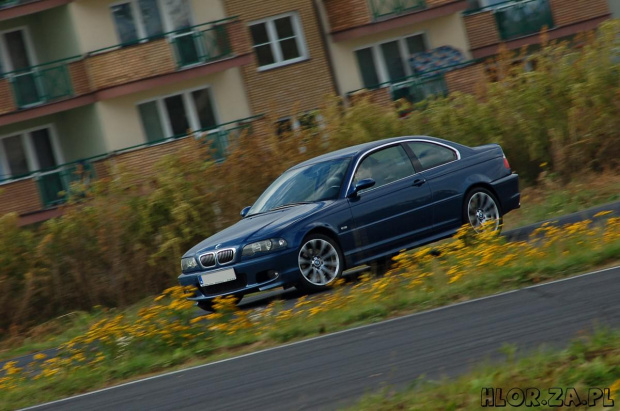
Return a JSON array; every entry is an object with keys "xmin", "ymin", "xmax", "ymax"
[
  {"xmin": 354, "ymin": 145, "xmax": 415, "ymax": 190},
  {"xmin": 406, "ymin": 142, "xmax": 457, "ymax": 171}
]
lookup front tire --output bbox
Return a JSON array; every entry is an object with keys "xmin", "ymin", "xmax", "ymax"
[
  {"xmin": 296, "ymin": 234, "xmax": 344, "ymax": 292},
  {"xmin": 463, "ymin": 188, "xmax": 503, "ymax": 233}
]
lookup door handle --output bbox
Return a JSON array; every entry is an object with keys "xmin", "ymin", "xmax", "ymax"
[{"xmin": 412, "ymin": 178, "xmax": 426, "ymax": 187}]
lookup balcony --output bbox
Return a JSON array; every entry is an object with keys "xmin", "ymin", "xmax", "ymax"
[
  {"xmin": 0, "ymin": 115, "xmax": 263, "ymax": 221},
  {"xmin": 347, "ymin": 60, "xmax": 486, "ymax": 113},
  {"xmin": 494, "ymin": 0, "xmax": 554, "ymax": 40},
  {"xmin": 323, "ymin": 0, "xmax": 468, "ymax": 41},
  {"xmin": 389, "ymin": 74, "xmax": 448, "ymax": 103},
  {"xmin": 0, "ymin": 56, "xmax": 89, "ymax": 115},
  {"xmin": 0, "ymin": 154, "xmax": 106, "ymax": 220},
  {"xmin": 0, "ymin": 0, "xmax": 72, "ymax": 21},
  {"xmin": 464, "ymin": 0, "xmax": 611, "ymax": 58},
  {"xmin": 86, "ymin": 17, "xmax": 249, "ymax": 91},
  {"xmin": 369, "ymin": 0, "xmax": 426, "ymax": 20},
  {"xmin": 466, "ymin": 0, "xmax": 554, "ymax": 42}
]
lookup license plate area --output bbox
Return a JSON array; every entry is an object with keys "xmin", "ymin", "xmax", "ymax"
[{"xmin": 198, "ymin": 268, "xmax": 236, "ymax": 286}]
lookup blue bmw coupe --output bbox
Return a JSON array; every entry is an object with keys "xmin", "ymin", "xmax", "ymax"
[{"xmin": 178, "ymin": 136, "xmax": 520, "ymax": 309}]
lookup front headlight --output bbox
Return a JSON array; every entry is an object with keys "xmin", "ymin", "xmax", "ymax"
[
  {"xmin": 242, "ymin": 238, "xmax": 287, "ymax": 257},
  {"xmin": 181, "ymin": 256, "xmax": 198, "ymax": 272}
]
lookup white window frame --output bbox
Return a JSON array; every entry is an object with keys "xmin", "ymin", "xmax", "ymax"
[
  {"xmin": 0, "ymin": 26, "xmax": 38, "ymax": 73},
  {"xmin": 249, "ymin": 12, "xmax": 309, "ymax": 71},
  {"xmin": 276, "ymin": 110, "xmax": 324, "ymax": 133},
  {"xmin": 0, "ymin": 124, "xmax": 64, "ymax": 183},
  {"xmin": 354, "ymin": 31, "xmax": 428, "ymax": 86},
  {"xmin": 136, "ymin": 84, "xmax": 220, "ymax": 144},
  {"xmin": 109, "ymin": 0, "xmax": 194, "ymax": 43}
]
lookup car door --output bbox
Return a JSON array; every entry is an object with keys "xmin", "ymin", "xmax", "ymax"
[
  {"xmin": 347, "ymin": 144, "xmax": 433, "ymax": 262},
  {"xmin": 403, "ymin": 140, "xmax": 462, "ymax": 233}
]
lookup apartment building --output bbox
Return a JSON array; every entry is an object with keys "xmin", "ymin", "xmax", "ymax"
[
  {"xmin": 0, "ymin": 0, "xmax": 613, "ymax": 224},
  {"xmin": 0, "ymin": 0, "xmax": 259, "ymax": 224},
  {"xmin": 317, "ymin": 0, "xmax": 612, "ymax": 108}
]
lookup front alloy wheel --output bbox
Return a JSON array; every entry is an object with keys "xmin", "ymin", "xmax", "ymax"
[
  {"xmin": 297, "ymin": 234, "xmax": 343, "ymax": 291},
  {"xmin": 465, "ymin": 188, "xmax": 502, "ymax": 233}
]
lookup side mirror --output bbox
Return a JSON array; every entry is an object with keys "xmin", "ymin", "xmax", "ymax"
[
  {"xmin": 240, "ymin": 206, "xmax": 251, "ymax": 218},
  {"xmin": 347, "ymin": 178, "xmax": 375, "ymax": 198}
]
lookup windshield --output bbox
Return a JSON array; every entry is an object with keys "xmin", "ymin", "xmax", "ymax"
[{"xmin": 247, "ymin": 157, "xmax": 351, "ymax": 216}]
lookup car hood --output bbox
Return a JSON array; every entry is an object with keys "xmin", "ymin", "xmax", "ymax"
[{"xmin": 184, "ymin": 201, "xmax": 334, "ymax": 256}]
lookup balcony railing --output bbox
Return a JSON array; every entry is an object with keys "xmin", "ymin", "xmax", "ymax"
[
  {"xmin": 114, "ymin": 114, "xmax": 264, "ymax": 161},
  {"xmin": 1, "ymin": 116, "xmax": 262, "ymax": 214},
  {"xmin": 369, "ymin": 0, "xmax": 426, "ymax": 20},
  {"xmin": 3, "ymin": 56, "xmax": 80, "ymax": 109},
  {"xmin": 35, "ymin": 159, "xmax": 100, "ymax": 207},
  {"xmin": 199, "ymin": 117, "xmax": 260, "ymax": 160},
  {"xmin": 495, "ymin": 0, "xmax": 554, "ymax": 40},
  {"xmin": 466, "ymin": 0, "xmax": 554, "ymax": 41},
  {"xmin": 389, "ymin": 74, "xmax": 448, "ymax": 103},
  {"xmin": 170, "ymin": 23, "xmax": 231, "ymax": 68},
  {"xmin": 89, "ymin": 17, "xmax": 236, "ymax": 69}
]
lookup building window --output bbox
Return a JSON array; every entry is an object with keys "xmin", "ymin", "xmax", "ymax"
[
  {"xmin": 110, "ymin": 0, "xmax": 192, "ymax": 44},
  {"xmin": 355, "ymin": 33, "xmax": 427, "ymax": 88},
  {"xmin": 249, "ymin": 13, "xmax": 308, "ymax": 70},
  {"xmin": 0, "ymin": 127, "xmax": 60, "ymax": 180},
  {"xmin": 0, "ymin": 28, "xmax": 37, "ymax": 74},
  {"xmin": 137, "ymin": 86, "xmax": 218, "ymax": 143}
]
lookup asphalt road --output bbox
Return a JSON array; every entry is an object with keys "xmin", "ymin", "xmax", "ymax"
[{"xmin": 25, "ymin": 265, "xmax": 620, "ymax": 411}]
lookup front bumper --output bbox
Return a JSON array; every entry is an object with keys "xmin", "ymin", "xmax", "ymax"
[
  {"xmin": 491, "ymin": 173, "xmax": 520, "ymax": 214},
  {"xmin": 177, "ymin": 247, "xmax": 300, "ymax": 302}
]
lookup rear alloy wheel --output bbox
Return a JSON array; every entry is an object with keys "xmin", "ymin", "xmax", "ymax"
[
  {"xmin": 464, "ymin": 188, "xmax": 502, "ymax": 233},
  {"xmin": 296, "ymin": 234, "xmax": 343, "ymax": 292}
]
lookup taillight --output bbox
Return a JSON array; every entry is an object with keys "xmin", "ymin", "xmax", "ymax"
[{"xmin": 503, "ymin": 155, "xmax": 511, "ymax": 170}]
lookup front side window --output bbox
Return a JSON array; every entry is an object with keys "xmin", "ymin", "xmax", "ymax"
[
  {"xmin": 0, "ymin": 127, "xmax": 59, "ymax": 180},
  {"xmin": 137, "ymin": 87, "xmax": 218, "ymax": 143},
  {"xmin": 406, "ymin": 141, "xmax": 457, "ymax": 170},
  {"xmin": 355, "ymin": 33, "xmax": 427, "ymax": 88},
  {"xmin": 249, "ymin": 13, "xmax": 307, "ymax": 70},
  {"xmin": 353, "ymin": 145, "xmax": 415, "ymax": 190}
]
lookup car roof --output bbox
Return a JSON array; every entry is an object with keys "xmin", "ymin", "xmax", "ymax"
[{"xmin": 292, "ymin": 135, "xmax": 460, "ymax": 169}]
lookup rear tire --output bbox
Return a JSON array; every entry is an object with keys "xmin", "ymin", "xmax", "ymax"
[
  {"xmin": 463, "ymin": 187, "xmax": 503, "ymax": 233},
  {"xmin": 295, "ymin": 234, "xmax": 344, "ymax": 292}
]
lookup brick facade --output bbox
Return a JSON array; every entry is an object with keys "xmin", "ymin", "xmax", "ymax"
[
  {"xmin": 86, "ymin": 39, "xmax": 177, "ymax": 90},
  {"xmin": 445, "ymin": 63, "xmax": 486, "ymax": 96},
  {"xmin": 0, "ymin": 79, "xmax": 17, "ymax": 115},
  {"xmin": 348, "ymin": 87, "xmax": 393, "ymax": 108},
  {"xmin": 109, "ymin": 138, "xmax": 198, "ymax": 181},
  {"xmin": 464, "ymin": 11, "xmax": 500, "ymax": 50},
  {"xmin": 323, "ymin": 0, "xmax": 372, "ymax": 32},
  {"xmin": 0, "ymin": 179, "xmax": 43, "ymax": 216},
  {"xmin": 224, "ymin": 0, "xmax": 336, "ymax": 118},
  {"xmin": 68, "ymin": 60, "xmax": 91, "ymax": 96},
  {"xmin": 550, "ymin": 0, "xmax": 609, "ymax": 27},
  {"xmin": 227, "ymin": 19, "xmax": 252, "ymax": 56}
]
